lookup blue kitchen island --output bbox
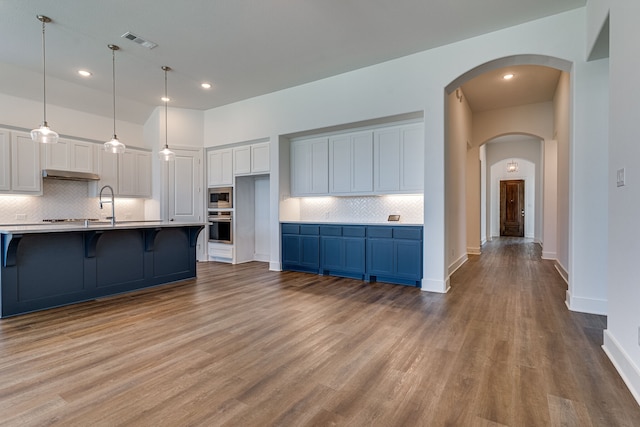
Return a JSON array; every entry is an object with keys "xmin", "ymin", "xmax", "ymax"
[{"xmin": 0, "ymin": 222, "xmax": 204, "ymax": 317}]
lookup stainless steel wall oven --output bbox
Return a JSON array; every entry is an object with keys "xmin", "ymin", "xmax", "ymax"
[{"xmin": 208, "ymin": 211, "xmax": 233, "ymax": 243}]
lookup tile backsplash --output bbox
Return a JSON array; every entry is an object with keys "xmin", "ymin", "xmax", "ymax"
[
  {"xmin": 293, "ymin": 194, "xmax": 424, "ymax": 224},
  {"xmin": 0, "ymin": 180, "xmax": 146, "ymax": 224}
]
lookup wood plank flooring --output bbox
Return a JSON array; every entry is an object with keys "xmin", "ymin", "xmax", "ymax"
[{"xmin": 0, "ymin": 237, "xmax": 638, "ymax": 426}]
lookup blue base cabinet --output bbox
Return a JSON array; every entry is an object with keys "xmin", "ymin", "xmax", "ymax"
[
  {"xmin": 367, "ymin": 226, "xmax": 423, "ymax": 286},
  {"xmin": 281, "ymin": 224, "xmax": 320, "ymax": 273},
  {"xmin": 320, "ymin": 225, "xmax": 366, "ymax": 280},
  {"xmin": 281, "ymin": 223, "xmax": 422, "ymax": 287}
]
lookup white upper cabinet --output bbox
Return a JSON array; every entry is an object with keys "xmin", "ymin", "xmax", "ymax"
[
  {"xmin": 10, "ymin": 132, "xmax": 41, "ymax": 194},
  {"xmin": 292, "ymin": 122, "xmax": 423, "ymax": 197},
  {"xmin": 399, "ymin": 124, "xmax": 424, "ymax": 192},
  {"xmin": 374, "ymin": 123, "xmax": 424, "ymax": 193},
  {"xmin": 0, "ymin": 130, "xmax": 10, "ymax": 191},
  {"xmin": 329, "ymin": 131, "xmax": 373, "ymax": 194},
  {"xmin": 373, "ymin": 128, "xmax": 401, "ymax": 192},
  {"xmin": 250, "ymin": 142, "xmax": 270, "ymax": 174},
  {"xmin": 291, "ymin": 137, "xmax": 328, "ymax": 196},
  {"xmin": 207, "ymin": 148, "xmax": 233, "ymax": 186},
  {"xmin": 233, "ymin": 146, "xmax": 251, "ymax": 175},
  {"xmin": 234, "ymin": 142, "xmax": 270, "ymax": 176},
  {"xmin": 43, "ymin": 139, "xmax": 95, "ymax": 173},
  {"xmin": 118, "ymin": 149, "xmax": 151, "ymax": 197}
]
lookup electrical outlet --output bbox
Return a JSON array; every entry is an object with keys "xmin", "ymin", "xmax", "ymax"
[{"xmin": 15, "ymin": 214, "xmax": 27, "ymax": 220}]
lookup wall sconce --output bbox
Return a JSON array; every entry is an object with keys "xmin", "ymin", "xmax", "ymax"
[
  {"xmin": 455, "ymin": 88, "xmax": 463, "ymax": 103},
  {"xmin": 507, "ymin": 160, "xmax": 519, "ymax": 173}
]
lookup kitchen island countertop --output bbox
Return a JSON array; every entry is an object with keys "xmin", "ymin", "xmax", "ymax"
[{"xmin": 0, "ymin": 221, "xmax": 205, "ymax": 235}]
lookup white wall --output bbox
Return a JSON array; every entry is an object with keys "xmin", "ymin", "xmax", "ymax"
[
  {"xmin": 554, "ymin": 72, "xmax": 571, "ymax": 282},
  {"xmin": 0, "ymin": 93, "xmax": 144, "ymax": 147},
  {"xmin": 472, "ymin": 102, "xmax": 554, "ymax": 145},
  {"xmin": 143, "ymin": 106, "xmax": 205, "ymax": 220},
  {"xmin": 202, "ymin": 9, "xmax": 607, "ymax": 297},
  {"xmin": 447, "ymin": 90, "xmax": 473, "ymax": 271},
  {"xmin": 486, "ymin": 139, "xmax": 542, "ymax": 240},
  {"xmin": 479, "ymin": 144, "xmax": 487, "ymax": 244},
  {"xmin": 600, "ymin": 0, "xmax": 640, "ymax": 405}
]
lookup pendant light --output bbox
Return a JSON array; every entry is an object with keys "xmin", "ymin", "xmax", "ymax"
[
  {"xmin": 30, "ymin": 15, "xmax": 59, "ymax": 144},
  {"xmin": 104, "ymin": 44, "xmax": 126, "ymax": 154},
  {"xmin": 158, "ymin": 66, "xmax": 175, "ymax": 161}
]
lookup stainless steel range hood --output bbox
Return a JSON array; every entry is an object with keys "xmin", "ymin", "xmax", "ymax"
[{"xmin": 42, "ymin": 169, "xmax": 100, "ymax": 181}]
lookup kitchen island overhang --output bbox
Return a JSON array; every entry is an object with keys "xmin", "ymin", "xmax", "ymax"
[{"xmin": 0, "ymin": 222, "xmax": 204, "ymax": 317}]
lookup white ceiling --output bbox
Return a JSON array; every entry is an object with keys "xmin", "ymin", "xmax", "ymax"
[
  {"xmin": 461, "ymin": 65, "xmax": 562, "ymax": 112},
  {"xmin": 0, "ymin": 0, "xmax": 585, "ymax": 124}
]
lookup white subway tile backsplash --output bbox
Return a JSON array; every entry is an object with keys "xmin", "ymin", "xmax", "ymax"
[
  {"xmin": 0, "ymin": 180, "xmax": 145, "ymax": 224},
  {"xmin": 298, "ymin": 195, "xmax": 423, "ymax": 224}
]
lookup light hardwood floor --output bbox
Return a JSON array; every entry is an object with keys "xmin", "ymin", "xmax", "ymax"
[{"xmin": 0, "ymin": 238, "xmax": 638, "ymax": 426}]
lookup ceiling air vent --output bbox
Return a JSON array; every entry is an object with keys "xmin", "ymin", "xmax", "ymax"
[{"xmin": 121, "ymin": 32, "xmax": 157, "ymax": 49}]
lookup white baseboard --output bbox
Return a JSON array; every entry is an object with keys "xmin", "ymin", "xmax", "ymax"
[
  {"xmin": 421, "ymin": 277, "xmax": 450, "ymax": 293},
  {"xmin": 467, "ymin": 246, "xmax": 481, "ymax": 255},
  {"xmin": 448, "ymin": 253, "xmax": 468, "ymax": 275},
  {"xmin": 541, "ymin": 250, "xmax": 556, "ymax": 260},
  {"xmin": 269, "ymin": 261, "xmax": 281, "ymax": 272},
  {"xmin": 253, "ymin": 253, "xmax": 270, "ymax": 263},
  {"xmin": 555, "ymin": 262, "xmax": 568, "ymax": 284},
  {"xmin": 602, "ymin": 330, "xmax": 640, "ymax": 407},
  {"xmin": 565, "ymin": 290, "xmax": 607, "ymax": 315}
]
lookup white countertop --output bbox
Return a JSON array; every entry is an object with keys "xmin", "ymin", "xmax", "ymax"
[{"xmin": 0, "ymin": 221, "xmax": 205, "ymax": 235}]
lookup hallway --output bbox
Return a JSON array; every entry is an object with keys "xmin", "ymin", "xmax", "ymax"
[
  {"xmin": 0, "ymin": 239, "xmax": 638, "ymax": 425},
  {"xmin": 444, "ymin": 237, "xmax": 640, "ymax": 425}
]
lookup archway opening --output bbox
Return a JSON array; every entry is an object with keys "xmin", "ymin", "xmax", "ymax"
[{"xmin": 444, "ymin": 54, "xmax": 571, "ymax": 281}]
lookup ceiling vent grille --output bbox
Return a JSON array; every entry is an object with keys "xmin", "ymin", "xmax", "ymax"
[{"xmin": 121, "ymin": 32, "xmax": 157, "ymax": 49}]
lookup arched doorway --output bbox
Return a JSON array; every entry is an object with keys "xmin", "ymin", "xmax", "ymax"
[{"xmin": 444, "ymin": 54, "xmax": 571, "ymax": 282}]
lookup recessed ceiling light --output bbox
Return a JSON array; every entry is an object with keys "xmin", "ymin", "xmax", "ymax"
[
  {"xmin": 161, "ymin": 96, "xmax": 170, "ymax": 102},
  {"xmin": 78, "ymin": 70, "xmax": 92, "ymax": 77},
  {"xmin": 201, "ymin": 83, "xmax": 212, "ymax": 89},
  {"xmin": 503, "ymin": 73, "xmax": 514, "ymax": 80}
]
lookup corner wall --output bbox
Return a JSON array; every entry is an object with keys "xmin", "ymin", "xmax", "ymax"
[{"xmin": 603, "ymin": 0, "xmax": 640, "ymax": 405}]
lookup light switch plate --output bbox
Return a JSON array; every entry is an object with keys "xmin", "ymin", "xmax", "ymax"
[{"xmin": 617, "ymin": 168, "xmax": 625, "ymax": 187}]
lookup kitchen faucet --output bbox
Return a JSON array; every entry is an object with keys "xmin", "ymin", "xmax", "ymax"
[{"xmin": 99, "ymin": 185, "xmax": 116, "ymax": 226}]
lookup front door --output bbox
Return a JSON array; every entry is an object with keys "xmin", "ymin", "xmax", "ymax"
[{"xmin": 500, "ymin": 179, "xmax": 524, "ymax": 237}]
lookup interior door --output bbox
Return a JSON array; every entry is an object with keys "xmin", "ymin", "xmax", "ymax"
[
  {"xmin": 167, "ymin": 148, "xmax": 204, "ymax": 223},
  {"xmin": 166, "ymin": 147, "xmax": 205, "ymax": 260},
  {"xmin": 500, "ymin": 179, "xmax": 524, "ymax": 237}
]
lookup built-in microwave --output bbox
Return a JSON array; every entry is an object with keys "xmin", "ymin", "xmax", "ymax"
[{"xmin": 208, "ymin": 187, "xmax": 233, "ymax": 209}]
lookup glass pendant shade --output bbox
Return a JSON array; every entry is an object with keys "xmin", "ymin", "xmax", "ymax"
[
  {"xmin": 104, "ymin": 136, "xmax": 126, "ymax": 154},
  {"xmin": 104, "ymin": 44, "xmax": 125, "ymax": 153},
  {"xmin": 159, "ymin": 145, "xmax": 176, "ymax": 161},
  {"xmin": 31, "ymin": 122, "xmax": 59, "ymax": 144},
  {"xmin": 159, "ymin": 65, "xmax": 175, "ymax": 162},
  {"xmin": 32, "ymin": 15, "xmax": 58, "ymax": 144}
]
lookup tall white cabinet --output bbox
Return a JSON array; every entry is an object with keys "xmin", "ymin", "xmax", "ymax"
[
  {"xmin": 10, "ymin": 132, "xmax": 41, "ymax": 194},
  {"xmin": 0, "ymin": 130, "xmax": 10, "ymax": 191}
]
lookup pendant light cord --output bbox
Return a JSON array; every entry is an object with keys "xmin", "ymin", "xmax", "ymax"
[
  {"xmin": 111, "ymin": 47, "xmax": 116, "ymax": 138},
  {"xmin": 164, "ymin": 67, "xmax": 168, "ymax": 149},
  {"xmin": 41, "ymin": 18, "xmax": 47, "ymax": 125}
]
